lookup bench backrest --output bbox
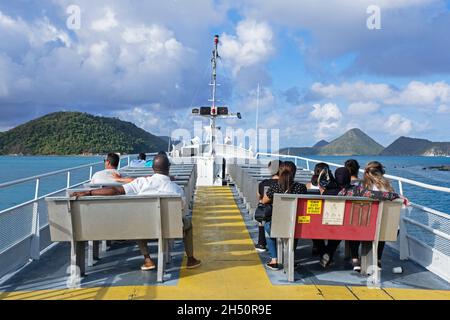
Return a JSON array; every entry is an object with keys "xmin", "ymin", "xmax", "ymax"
[
  {"xmin": 271, "ymin": 194, "xmax": 402, "ymax": 242},
  {"xmin": 46, "ymin": 195, "xmax": 183, "ymax": 242}
]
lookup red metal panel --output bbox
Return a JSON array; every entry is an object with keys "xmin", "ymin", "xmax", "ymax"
[{"xmin": 294, "ymin": 198, "xmax": 379, "ymax": 241}]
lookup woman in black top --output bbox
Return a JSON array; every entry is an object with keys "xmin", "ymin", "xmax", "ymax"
[
  {"xmin": 255, "ymin": 160, "xmax": 282, "ymax": 252},
  {"xmin": 262, "ymin": 161, "xmax": 307, "ymax": 270},
  {"xmin": 318, "ymin": 167, "xmax": 351, "ymax": 268}
]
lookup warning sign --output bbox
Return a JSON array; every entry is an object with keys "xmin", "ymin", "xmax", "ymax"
[
  {"xmin": 298, "ymin": 216, "xmax": 311, "ymax": 224},
  {"xmin": 306, "ymin": 200, "xmax": 322, "ymax": 215}
]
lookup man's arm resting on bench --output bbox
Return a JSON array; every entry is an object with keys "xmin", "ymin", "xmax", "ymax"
[{"xmin": 72, "ymin": 186, "xmax": 126, "ymax": 198}]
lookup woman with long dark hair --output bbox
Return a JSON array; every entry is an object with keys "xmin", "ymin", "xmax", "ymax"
[
  {"xmin": 262, "ymin": 161, "xmax": 307, "ymax": 270},
  {"xmin": 340, "ymin": 161, "xmax": 409, "ymax": 270},
  {"xmin": 255, "ymin": 160, "xmax": 282, "ymax": 252}
]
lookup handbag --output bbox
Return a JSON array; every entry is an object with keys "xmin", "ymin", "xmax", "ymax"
[{"xmin": 254, "ymin": 203, "xmax": 273, "ymax": 223}]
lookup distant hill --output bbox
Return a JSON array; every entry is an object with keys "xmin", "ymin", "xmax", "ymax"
[
  {"xmin": 280, "ymin": 129, "xmax": 384, "ymax": 156},
  {"xmin": 279, "ymin": 140, "xmax": 329, "ymax": 156},
  {"xmin": 158, "ymin": 136, "xmax": 181, "ymax": 149},
  {"xmin": 381, "ymin": 137, "xmax": 450, "ymax": 156},
  {"xmin": 319, "ymin": 128, "xmax": 384, "ymax": 156},
  {"xmin": 0, "ymin": 112, "xmax": 168, "ymax": 155},
  {"xmin": 279, "ymin": 147, "xmax": 319, "ymax": 156},
  {"xmin": 313, "ymin": 140, "xmax": 329, "ymax": 148}
]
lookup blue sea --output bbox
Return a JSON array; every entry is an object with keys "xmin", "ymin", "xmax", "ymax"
[
  {"xmin": 0, "ymin": 155, "xmax": 449, "ymax": 213},
  {"xmin": 0, "ymin": 156, "xmax": 104, "ymax": 211},
  {"xmin": 307, "ymin": 156, "xmax": 450, "ymax": 214}
]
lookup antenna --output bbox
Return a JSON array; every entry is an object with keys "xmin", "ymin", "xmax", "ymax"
[
  {"xmin": 191, "ymin": 35, "xmax": 242, "ymax": 157},
  {"xmin": 256, "ymin": 83, "xmax": 260, "ymax": 154}
]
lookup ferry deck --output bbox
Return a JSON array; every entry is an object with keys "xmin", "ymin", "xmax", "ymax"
[{"xmin": 1, "ymin": 158, "xmax": 450, "ymax": 300}]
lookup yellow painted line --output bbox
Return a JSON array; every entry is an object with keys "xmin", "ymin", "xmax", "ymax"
[
  {"xmin": 1, "ymin": 186, "xmax": 449, "ymax": 300},
  {"xmin": 348, "ymin": 286, "xmax": 394, "ymax": 300},
  {"xmin": 384, "ymin": 288, "xmax": 450, "ymax": 300},
  {"xmin": 130, "ymin": 186, "xmax": 333, "ymax": 300}
]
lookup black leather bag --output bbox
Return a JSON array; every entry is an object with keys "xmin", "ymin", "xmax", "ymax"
[{"xmin": 254, "ymin": 203, "xmax": 273, "ymax": 223}]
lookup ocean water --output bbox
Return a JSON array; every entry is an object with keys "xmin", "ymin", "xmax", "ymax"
[
  {"xmin": 301, "ymin": 156, "xmax": 450, "ymax": 214},
  {"xmin": 0, "ymin": 155, "xmax": 449, "ymax": 214},
  {"xmin": 0, "ymin": 156, "xmax": 104, "ymax": 211}
]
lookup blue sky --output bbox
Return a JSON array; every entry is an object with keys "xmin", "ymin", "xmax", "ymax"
[{"xmin": 0, "ymin": 0, "xmax": 449, "ymax": 148}]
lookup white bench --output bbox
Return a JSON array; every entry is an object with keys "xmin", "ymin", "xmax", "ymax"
[
  {"xmin": 45, "ymin": 194, "xmax": 183, "ymax": 283},
  {"xmin": 271, "ymin": 194, "xmax": 403, "ymax": 284}
]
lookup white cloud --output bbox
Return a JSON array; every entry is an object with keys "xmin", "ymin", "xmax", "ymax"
[
  {"xmin": 385, "ymin": 81, "xmax": 450, "ymax": 106},
  {"xmin": 220, "ymin": 19, "xmax": 274, "ymax": 75},
  {"xmin": 0, "ymin": 10, "xmax": 70, "ymax": 48},
  {"xmin": 310, "ymin": 103, "xmax": 343, "ymax": 140},
  {"xmin": 120, "ymin": 25, "xmax": 184, "ymax": 61},
  {"xmin": 85, "ymin": 41, "xmax": 112, "ymax": 69},
  {"xmin": 437, "ymin": 105, "xmax": 450, "ymax": 113},
  {"xmin": 310, "ymin": 103, "xmax": 342, "ymax": 121},
  {"xmin": 0, "ymin": 11, "xmax": 16, "ymax": 28},
  {"xmin": 237, "ymin": 86, "xmax": 275, "ymax": 112},
  {"xmin": 114, "ymin": 106, "xmax": 180, "ymax": 136},
  {"xmin": 311, "ymin": 82, "xmax": 393, "ymax": 102},
  {"xmin": 311, "ymin": 80, "xmax": 450, "ymax": 113},
  {"xmin": 33, "ymin": 17, "xmax": 71, "ymax": 47},
  {"xmin": 91, "ymin": 7, "xmax": 119, "ymax": 32},
  {"xmin": 347, "ymin": 102, "xmax": 380, "ymax": 115},
  {"xmin": 0, "ymin": 6, "xmax": 195, "ymax": 110},
  {"xmin": 384, "ymin": 114, "xmax": 413, "ymax": 136},
  {"xmin": 233, "ymin": 0, "xmax": 450, "ymax": 76},
  {"xmin": 1, "ymin": 1, "xmax": 449, "ymax": 146}
]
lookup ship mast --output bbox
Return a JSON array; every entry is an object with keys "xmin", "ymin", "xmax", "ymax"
[
  {"xmin": 210, "ymin": 35, "xmax": 220, "ymax": 156},
  {"xmin": 191, "ymin": 35, "xmax": 242, "ymax": 157}
]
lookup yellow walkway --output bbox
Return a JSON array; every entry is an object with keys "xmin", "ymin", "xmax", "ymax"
[{"xmin": 1, "ymin": 186, "xmax": 450, "ymax": 300}]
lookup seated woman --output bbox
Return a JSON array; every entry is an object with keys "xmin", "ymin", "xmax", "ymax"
[
  {"xmin": 314, "ymin": 167, "xmax": 343, "ymax": 267},
  {"xmin": 345, "ymin": 159, "xmax": 361, "ymax": 185},
  {"xmin": 344, "ymin": 159, "xmax": 362, "ymax": 271},
  {"xmin": 255, "ymin": 160, "xmax": 282, "ymax": 252},
  {"xmin": 308, "ymin": 163, "xmax": 333, "ymax": 256},
  {"xmin": 306, "ymin": 162, "xmax": 330, "ymax": 191},
  {"xmin": 339, "ymin": 161, "xmax": 409, "ymax": 270},
  {"xmin": 262, "ymin": 161, "xmax": 307, "ymax": 270}
]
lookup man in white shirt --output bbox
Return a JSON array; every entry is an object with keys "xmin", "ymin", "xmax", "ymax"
[
  {"xmin": 129, "ymin": 153, "xmax": 147, "ymax": 168},
  {"xmin": 72, "ymin": 154, "xmax": 201, "ymax": 271},
  {"xmin": 91, "ymin": 153, "xmax": 121, "ymax": 184}
]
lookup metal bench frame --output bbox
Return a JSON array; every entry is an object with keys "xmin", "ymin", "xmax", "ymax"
[
  {"xmin": 271, "ymin": 194, "xmax": 403, "ymax": 284},
  {"xmin": 45, "ymin": 194, "xmax": 184, "ymax": 284}
]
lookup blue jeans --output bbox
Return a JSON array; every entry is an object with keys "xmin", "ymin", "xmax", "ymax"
[{"xmin": 264, "ymin": 221, "xmax": 277, "ymax": 259}]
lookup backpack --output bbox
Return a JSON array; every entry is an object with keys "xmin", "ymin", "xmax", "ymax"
[{"xmin": 254, "ymin": 203, "xmax": 273, "ymax": 223}]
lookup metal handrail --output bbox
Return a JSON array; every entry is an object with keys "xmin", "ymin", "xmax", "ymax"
[
  {"xmin": 254, "ymin": 152, "xmax": 450, "ymax": 250},
  {"xmin": 0, "ymin": 153, "xmax": 140, "ymax": 190},
  {"xmin": 255, "ymin": 152, "xmax": 450, "ymax": 194},
  {"xmin": 0, "ymin": 181, "xmax": 88, "ymax": 254},
  {"xmin": 0, "ymin": 161, "xmax": 103, "ymax": 189},
  {"xmin": 403, "ymin": 216, "xmax": 450, "ymax": 241}
]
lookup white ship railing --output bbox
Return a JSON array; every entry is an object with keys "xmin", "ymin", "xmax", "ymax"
[
  {"xmin": 256, "ymin": 152, "xmax": 450, "ymax": 282},
  {"xmin": 0, "ymin": 156, "xmax": 134, "ymax": 280}
]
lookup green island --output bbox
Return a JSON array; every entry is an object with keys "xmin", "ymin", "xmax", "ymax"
[{"xmin": 0, "ymin": 112, "xmax": 168, "ymax": 155}]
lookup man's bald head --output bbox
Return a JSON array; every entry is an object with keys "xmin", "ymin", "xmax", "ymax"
[{"xmin": 152, "ymin": 154, "xmax": 171, "ymax": 175}]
